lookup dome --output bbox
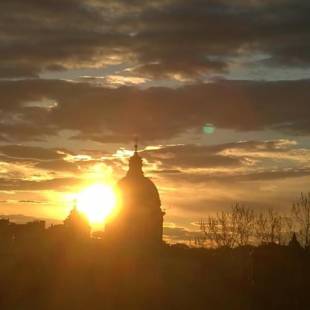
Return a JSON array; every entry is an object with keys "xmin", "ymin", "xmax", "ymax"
[
  {"xmin": 117, "ymin": 175, "xmax": 161, "ymax": 211},
  {"xmin": 106, "ymin": 144, "xmax": 164, "ymax": 246},
  {"xmin": 117, "ymin": 147, "xmax": 161, "ymax": 211}
]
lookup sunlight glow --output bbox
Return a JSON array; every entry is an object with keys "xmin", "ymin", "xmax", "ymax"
[{"xmin": 76, "ymin": 184, "xmax": 117, "ymax": 226}]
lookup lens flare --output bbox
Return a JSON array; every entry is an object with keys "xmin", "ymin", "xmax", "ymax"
[{"xmin": 203, "ymin": 123, "xmax": 215, "ymax": 134}]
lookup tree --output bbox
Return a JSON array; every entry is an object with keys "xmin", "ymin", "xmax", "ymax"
[
  {"xmin": 255, "ymin": 212, "xmax": 268, "ymax": 244},
  {"xmin": 255, "ymin": 209, "xmax": 283, "ymax": 245},
  {"xmin": 232, "ymin": 204, "xmax": 255, "ymax": 246},
  {"xmin": 200, "ymin": 210, "xmax": 237, "ymax": 248},
  {"xmin": 291, "ymin": 192, "xmax": 310, "ymax": 248}
]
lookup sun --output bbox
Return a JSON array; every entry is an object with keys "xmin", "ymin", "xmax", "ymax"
[{"xmin": 76, "ymin": 184, "xmax": 117, "ymax": 226}]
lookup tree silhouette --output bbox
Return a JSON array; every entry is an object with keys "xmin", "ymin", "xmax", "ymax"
[
  {"xmin": 292, "ymin": 192, "xmax": 310, "ymax": 248},
  {"xmin": 232, "ymin": 203, "xmax": 255, "ymax": 246},
  {"xmin": 201, "ymin": 210, "xmax": 237, "ymax": 248}
]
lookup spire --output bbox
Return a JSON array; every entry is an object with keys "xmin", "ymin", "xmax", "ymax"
[
  {"xmin": 288, "ymin": 232, "xmax": 302, "ymax": 250},
  {"xmin": 134, "ymin": 136, "xmax": 138, "ymax": 153},
  {"xmin": 127, "ymin": 139, "xmax": 143, "ymax": 177}
]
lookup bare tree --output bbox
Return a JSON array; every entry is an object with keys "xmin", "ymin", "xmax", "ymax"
[
  {"xmin": 268, "ymin": 209, "xmax": 283, "ymax": 244},
  {"xmin": 291, "ymin": 192, "xmax": 310, "ymax": 247},
  {"xmin": 255, "ymin": 212, "xmax": 268, "ymax": 244},
  {"xmin": 200, "ymin": 197, "xmax": 308, "ymax": 248},
  {"xmin": 200, "ymin": 210, "xmax": 237, "ymax": 248},
  {"xmin": 255, "ymin": 209, "xmax": 283, "ymax": 245},
  {"xmin": 232, "ymin": 204, "xmax": 255, "ymax": 246},
  {"xmin": 282, "ymin": 215, "xmax": 294, "ymax": 245}
]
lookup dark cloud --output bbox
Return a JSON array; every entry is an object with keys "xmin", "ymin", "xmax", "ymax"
[
  {"xmin": 0, "ymin": 139, "xmax": 307, "ymax": 194},
  {"xmin": 0, "ymin": 0, "xmax": 105, "ymax": 77},
  {"xmin": 0, "ymin": 145, "xmax": 82, "ymax": 173},
  {"xmin": 1, "ymin": 79, "xmax": 310, "ymax": 142},
  {"xmin": 0, "ymin": 145, "xmax": 68, "ymax": 160},
  {"xmin": 0, "ymin": 143, "xmax": 115, "ymax": 175},
  {"xmin": 0, "ymin": 0, "xmax": 310, "ymax": 78},
  {"xmin": 234, "ymin": 169, "xmax": 310, "ymax": 182},
  {"xmin": 142, "ymin": 144, "xmax": 242, "ymax": 169},
  {"xmin": 162, "ymin": 168, "xmax": 310, "ymax": 185},
  {"xmin": 141, "ymin": 140, "xmax": 299, "ymax": 171},
  {"xmin": 0, "ymin": 177, "xmax": 80, "ymax": 191},
  {"xmin": 143, "ymin": 140, "xmax": 310, "ymax": 184}
]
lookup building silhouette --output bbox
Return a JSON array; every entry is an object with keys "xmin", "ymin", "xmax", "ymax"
[
  {"xmin": 0, "ymin": 218, "xmax": 45, "ymax": 245},
  {"xmin": 63, "ymin": 203, "xmax": 91, "ymax": 238},
  {"xmin": 288, "ymin": 232, "xmax": 302, "ymax": 251},
  {"xmin": 48, "ymin": 201, "xmax": 90, "ymax": 242},
  {"xmin": 105, "ymin": 144, "xmax": 165, "ymax": 247}
]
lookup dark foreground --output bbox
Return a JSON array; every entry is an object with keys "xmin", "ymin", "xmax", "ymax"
[{"xmin": 0, "ymin": 238, "xmax": 309, "ymax": 310}]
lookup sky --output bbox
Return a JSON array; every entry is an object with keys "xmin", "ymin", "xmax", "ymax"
[{"xmin": 0, "ymin": 0, "xmax": 310, "ymax": 242}]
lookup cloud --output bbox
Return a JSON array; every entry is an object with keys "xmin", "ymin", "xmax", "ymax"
[
  {"xmin": 0, "ymin": 79, "xmax": 310, "ymax": 143},
  {"xmin": 163, "ymin": 225, "xmax": 199, "ymax": 243},
  {"xmin": 35, "ymin": 160, "xmax": 81, "ymax": 173},
  {"xmin": 0, "ymin": 145, "xmax": 68, "ymax": 160},
  {"xmin": 0, "ymin": 145, "xmax": 83, "ymax": 175},
  {"xmin": 0, "ymin": 139, "xmax": 308, "ymax": 199},
  {"xmin": 142, "ymin": 144, "xmax": 243, "ymax": 169},
  {"xmin": 80, "ymin": 75, "xmax": 149, "ymax": 87},
  {"xmin": 141, "ymin": 140, "xmax": 308, "ymax": 178},
  {"xmin": 1, "ymin": 0, "xmax": 310, "ymax": 79},
  {"xmin": 166, "ymin": 168, "xmax": 310, "ymax": 185},
  {"xmin": 0, "ymin": 177, "xmax": 81, "ymax": 191},
  {"xmin": 0, "ymin": 0, "xmax": 106, "ymax": 77}
]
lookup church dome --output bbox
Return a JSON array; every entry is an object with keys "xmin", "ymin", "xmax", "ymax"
[
  {"xmin": 117, "ymin": 175, "xmax": 161, "ymax": 211},
  {"xmin": 106, "ymin": 143, "xmax": 164, "ymax": 246},
  {"xmin": 116, "ymin": 146, "xmax": 161, "ymax": 211}
]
